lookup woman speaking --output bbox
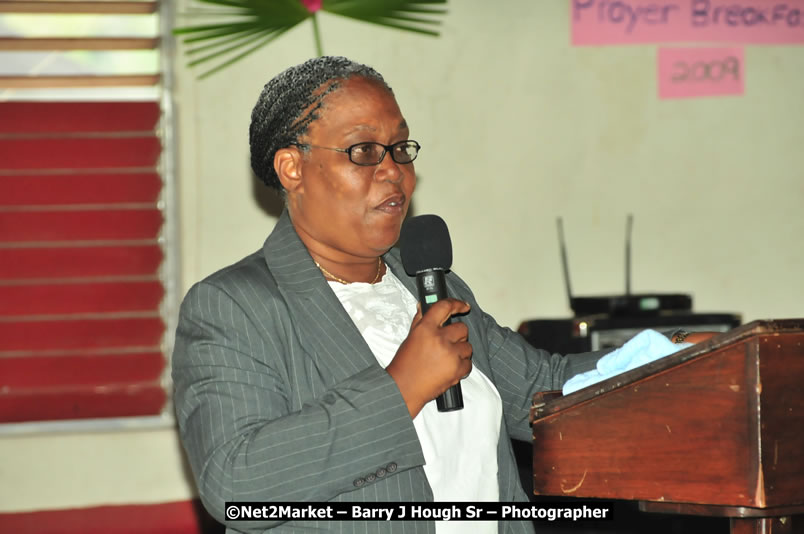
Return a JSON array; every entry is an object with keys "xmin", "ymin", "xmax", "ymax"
[{"xmin": 172, "ymin": 56, "xmax": 604, "ymax": 534}]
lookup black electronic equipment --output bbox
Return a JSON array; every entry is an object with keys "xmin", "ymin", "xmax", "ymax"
[
  {"xmin": 519, "ymin": 214, "xmax": 741, "ymax": 355},
  {"xmin": 558, "ymin": 215, "xmax": 692, "ymax": 316},
  {"xmin": 518, "ymin": 312, "xmax": 742, "ymax": 354}
]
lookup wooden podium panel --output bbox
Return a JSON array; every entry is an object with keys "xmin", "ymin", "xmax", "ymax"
[{"xmin": 529, "ymin": 319, "xmax": 804, "ymax": 530}]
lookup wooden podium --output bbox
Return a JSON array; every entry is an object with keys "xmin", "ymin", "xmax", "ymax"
[{"xmin": 529, "ymin": 319, "xmax": 804, "ymax": 534}]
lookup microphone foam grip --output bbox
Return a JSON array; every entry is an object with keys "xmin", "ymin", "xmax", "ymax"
[{"xmin": 399, "ymin": 214, "xmax": 453, "ymax": 274}]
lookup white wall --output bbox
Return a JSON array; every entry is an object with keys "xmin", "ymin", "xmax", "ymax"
[
  {"xmin": 2, "ymin": 0, "xmax": 802, "ymax": 514},
  {"xmin": 0, "ymin": 425, "xmax": 193, "ymax": 511},
  {"xmin": 176, "ymin": 2, "xmax": 804, "ymax": 328}
]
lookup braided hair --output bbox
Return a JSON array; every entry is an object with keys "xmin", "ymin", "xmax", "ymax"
[{"xmin": 249, "ymin": 56, "xmax": 392, "ymax": 191}]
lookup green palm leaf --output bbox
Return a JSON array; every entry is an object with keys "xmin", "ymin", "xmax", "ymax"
[
  {"xmin": 176, "ymin": 0, "xmax": 312, "ymax": 77},
  {"xmin": 176, "ymin": 0, "xmax": 448, "ymax": 78},
  {"xmin": 324, "ymin": 0, "xmax": 446, "ymax": 36}
]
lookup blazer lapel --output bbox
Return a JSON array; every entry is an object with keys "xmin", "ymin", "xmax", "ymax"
[
  {"xmin": 262, "ymin": 210, "xmax": 493, "ymax": 388},
  {"xmin": 262, "ymin": 210, "xmax": 379, "ymax": 386}
]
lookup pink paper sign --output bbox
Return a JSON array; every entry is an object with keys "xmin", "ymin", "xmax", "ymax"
[
  {"xmin": 658, "ymin": 47, "xmax": 744, "ymax": 98},
  {"xmin": 572, "ymin": 0, "xmax": 804, "ymax": 45}
]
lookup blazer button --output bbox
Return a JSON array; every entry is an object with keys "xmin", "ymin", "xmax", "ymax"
[
  {"xmin": 386, "ymin": 462, "xmax": 398, "ymax": 473},
  {"xmin": 366, "ymin": 473, "xmax": 377, "ymax": 482},
  {"xmin": 353, "ymin": 477, "xmax": 366, "ymax": 488},
  {"xmin": 376, "ymin": 468, "xmax": 387, "ymax": 478}
]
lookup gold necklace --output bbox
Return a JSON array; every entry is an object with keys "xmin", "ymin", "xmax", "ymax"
[{"xmin": 315, "ymin": 257, "xmax": 383, "ymax": 285}]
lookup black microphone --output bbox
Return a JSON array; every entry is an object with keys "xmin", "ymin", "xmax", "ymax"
[{"xmin": 399, "ymin": 214, "xmax": 464, "ymax": 412}]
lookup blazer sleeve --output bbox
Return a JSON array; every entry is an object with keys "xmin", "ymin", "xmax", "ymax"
[
  {"xmin": 444, "ymin": 272, "xmax": 605, "ymax": 443},
  {"xmin": 172, "ymin": 280, "xmax": 426, "ymax": 531},
  {"xmin": 479, "ymin": 308, "xmax": 607, "ymax": 442}
]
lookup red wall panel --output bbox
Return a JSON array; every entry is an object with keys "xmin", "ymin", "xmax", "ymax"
[
  {"xmin": 0, "ymin": 280, "xmax": 164, "ymax": 316},
  {"xmin": 0, "ymin": 102, "xmax": 160, "ymax": 133},
  {"xmin": 0, "ymin": 100, "xmax": 168, "ymax": 424},
  {"xmin": 0, "ymin": 136, "xmax": 161, "ymax": 170},
  {"xmin": 0, "ymin": 384, "xmax": 167, "ymax": 422},
  {"xmin": 0, "ymin": 351, "xmax": 165, "ymax": 389},
  {"xmin": 0, "ymin": 317, "xmax": 164, "ymax": 351},
  {"xmin": 0, "ymin": 209, "xmax": 163, "ymax": 241},
  {"xmin": 1, "ymin": 173, "xmax": 162, "ymax": 206},
  {"xmin": 0, "ymin": 245, "xmax": 163, "ymax": 279},
  {"xmin": 0, "ymin": 500, "xmax": 221, "ymax": 534}
]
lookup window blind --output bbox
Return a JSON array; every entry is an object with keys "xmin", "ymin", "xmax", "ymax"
[{"xmin": 0, "ymin": 0, "xmax": 172, "ymax": 424}]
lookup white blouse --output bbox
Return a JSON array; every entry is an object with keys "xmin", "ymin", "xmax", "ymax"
[{"xmin": 329, "ymin": 269, "xmax": 502, "ymax": 533}]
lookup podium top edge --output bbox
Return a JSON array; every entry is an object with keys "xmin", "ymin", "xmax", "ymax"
[{"xmin": 530, "ymin": 318, "xmax": 804, "ymax": 421}]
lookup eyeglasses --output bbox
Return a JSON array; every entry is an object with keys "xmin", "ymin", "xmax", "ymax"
[{"xmin": 291, "ymin": 140, "xmax": 420, "ymax": 166}]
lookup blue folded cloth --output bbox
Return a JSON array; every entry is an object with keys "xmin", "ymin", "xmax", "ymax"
[{"xmin": 561, "ymin": 329, "xmax": 692, "ymax": 395}]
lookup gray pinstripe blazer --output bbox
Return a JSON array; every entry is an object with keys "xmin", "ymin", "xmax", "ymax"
[{"xmin": 172, "ymin": 210, "xmax": 600, "ymax": 533}]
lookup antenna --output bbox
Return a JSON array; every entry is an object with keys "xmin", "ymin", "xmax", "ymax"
[
  {"xmin": 556, "ymin": 217, "xmax": 573, "ymax": 309},
  {"xmin": 625, "ymin": 213, "xmax": 633, "ymax": 296},
  {"xmin": 552, "ymin": 214, "xmax": 692, "ymax": 317}
]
